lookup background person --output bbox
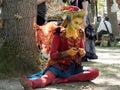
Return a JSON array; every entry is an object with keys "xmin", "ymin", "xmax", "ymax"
[
  {"xmin": 36, "ymin": 0, "xmax": 47, "ymax": 25},
  {"xmin": 94, "ymin": 16, "xmax": 101, "ymax": 32},
  {"xmin": 97, "ymin": 17, "xmax": 112, "ymax": 40},
  {"xmin": 83, "ymin": 24, "xmax": 98, "ymax": 62}
]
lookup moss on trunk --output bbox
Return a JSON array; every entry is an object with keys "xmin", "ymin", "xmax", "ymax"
[
  {"xmin": 0, "ymin": 40, "xmax": 41, "ymax": 77},
  {"xmin": 0, "ymin": 0, "xmax": 42, "ymax": 77}
]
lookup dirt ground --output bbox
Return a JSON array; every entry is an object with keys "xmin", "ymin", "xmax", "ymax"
[{"xmin": 0, "ymin": 46, "xmax": 120, "ymax": 90}]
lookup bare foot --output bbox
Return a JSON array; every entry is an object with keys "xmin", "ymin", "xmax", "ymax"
[{"xmin": 20, "ymin": 75, "xmax": 33, "ymax": 90}]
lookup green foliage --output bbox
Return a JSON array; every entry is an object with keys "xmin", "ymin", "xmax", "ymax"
[{"xmin": 97, "ymin": 0, "xmax": 107, "ymax": 15}]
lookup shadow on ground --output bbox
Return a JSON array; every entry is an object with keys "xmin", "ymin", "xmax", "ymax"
[{"xmin": 0, "ymin": 47, "xmax": 120, "ymax": 90}]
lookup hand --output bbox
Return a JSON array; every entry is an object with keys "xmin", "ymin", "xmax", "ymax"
[
  {"xmin": 66, "ymin": 47, "xmax": 78, "ymax": 56},
  {"xmin": 78, "ymin": 48, "xmax": 85, "ymax": 57}
]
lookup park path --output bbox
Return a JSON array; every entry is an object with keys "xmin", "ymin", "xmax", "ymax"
[{"xmin": 0, "ymin": 46, "xmax": 120, "ymax": 90}]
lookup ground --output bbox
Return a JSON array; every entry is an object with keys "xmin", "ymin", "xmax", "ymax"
[{"xmin": 0, "ymin": 46, "xmax": 120, "ymax": 90}]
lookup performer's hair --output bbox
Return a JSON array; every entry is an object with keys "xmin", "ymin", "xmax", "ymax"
[{"xmin": 54, "ymin": 27, "xmax": 61, "ymax": 34}]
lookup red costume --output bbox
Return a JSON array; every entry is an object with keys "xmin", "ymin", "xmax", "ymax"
[
  {"xmin": 20, "ymin": 26, "xmax": 99, "ymax": 90},
  {"xmin": 20, "ymin": 6, "xmax": 99, "ymax": 90}
]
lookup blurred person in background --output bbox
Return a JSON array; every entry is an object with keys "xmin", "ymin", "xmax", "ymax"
[
  {"xmin": 94, "ymin": 16, "xmax": 101, "ymax": 32},
  {"xmin": 37, "ymin": 0, "xmax": 47, "ymax": 25},
  {"xmin": 97, "ymin": 17, "xmax": 112, "ymax": 40}
]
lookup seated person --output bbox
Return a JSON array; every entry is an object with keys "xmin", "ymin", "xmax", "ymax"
[
  {"xmin": 20, "ymin": 8, "xmax": 99, "ymax": 90},
  {"xmin": 97, "ymin": 17, "xmax": 112, "ymax": 40}
]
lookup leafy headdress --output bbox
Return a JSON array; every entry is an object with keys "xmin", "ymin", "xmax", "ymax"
[{"xmin": 64, "ymin": 9, "xmax": 85, "ymax": 38}]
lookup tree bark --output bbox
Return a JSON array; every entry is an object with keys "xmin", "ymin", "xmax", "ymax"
[
  {"xmin": 107, "ymin": 0, "xmax": 118, "ymax": 36},
  {"xmin": 0, "ymin": 0, "xmax": 41, "ymax": 76}
]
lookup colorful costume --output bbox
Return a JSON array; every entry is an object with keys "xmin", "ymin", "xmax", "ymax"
[{"xmin": 20, "ymin": 6, "xmax": 99, "ymax": 90}]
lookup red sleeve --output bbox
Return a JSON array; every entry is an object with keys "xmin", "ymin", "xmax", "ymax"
[
  {"xmin": 79, "ymin": 39, "xmax": 84, "ymax": 48},
  {"xmin": 50, "ymin": 34, "xmax": 60, "ymax": 59}
]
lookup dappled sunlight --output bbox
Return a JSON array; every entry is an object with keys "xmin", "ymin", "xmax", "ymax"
[
  {"xmin": 93, "ymin": 77, "xmax": 120, "ymax": 86},
  {"xmin": 91, "ymin": 59, "xmax": 120, "ymax": 64},
  {"xmin": 96, "ymin": 47, "xmax": 120, "ymax": 52},
  {"xmin": 41, "ymin": 88, "xmax": 62, "ymax": 90},
  {"xmin": 83, "ymin": 46, "xmax": 120, "ymax": 90},
  {"xmin": 90, "ymin": 47, "xmax": 120, "ymax": 64},
  {"xmin": 107, "ymin": 67, "xmax": 119, "ymax": 72}
]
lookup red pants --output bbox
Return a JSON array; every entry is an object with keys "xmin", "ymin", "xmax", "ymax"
[{"xmin": 29, "ymin": 68, "xmax": 99, "ymax": 88}]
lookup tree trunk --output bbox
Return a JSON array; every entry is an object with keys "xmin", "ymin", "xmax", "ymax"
[
  {"xmin": 107, "ymin": 0, "xmax": 118, "ymax": 36},
  {"xmin": 88, "ymin": 1, "xmax": 94, "ymax": 23},
  {"xmin": 0, "ymin": 0, "xmax": 41, "ymax": 76},
  {"xmin": 90, "ymin": 0, "xmax": 95, "ymax": 18}
]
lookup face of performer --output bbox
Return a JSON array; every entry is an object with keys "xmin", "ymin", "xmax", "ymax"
[
  {"xmin": 65, "ymin": 17, "xmax": 83, "ymax": 38},
  {"xmin": 71, "ymin": 17, "xmax": 83, "ymax": 30},
  {"xmin": 65, "ymin": 11, "xmax": 85, "ymax": 39}
]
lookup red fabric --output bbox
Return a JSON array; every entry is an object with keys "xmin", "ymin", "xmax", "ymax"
[
  {"xmin": 30, "ymin": 71, "xmax": 56, "ymax": 88},
  {"xmin": 63, "ymin": 5, "xmax": 80, "ymax": 11},
  {"xmin": 67, "ymin": 68, "xmax": 99, "ymax": 82},
  {"xmin": 54, "ymin": 68, "xmax": 99, "ymax": 84},
  {"xmin": 49, "ymin": 34, "xmax": 84, "ymax": 65}
]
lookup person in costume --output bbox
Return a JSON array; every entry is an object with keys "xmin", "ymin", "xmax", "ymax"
[
  {"xmin": 20, "ymin": 8, "xmax": 99, "ymax": 90},
  {"xmin": 97, "ymin": 17, "xmax": 112, "ymax": 41}
]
